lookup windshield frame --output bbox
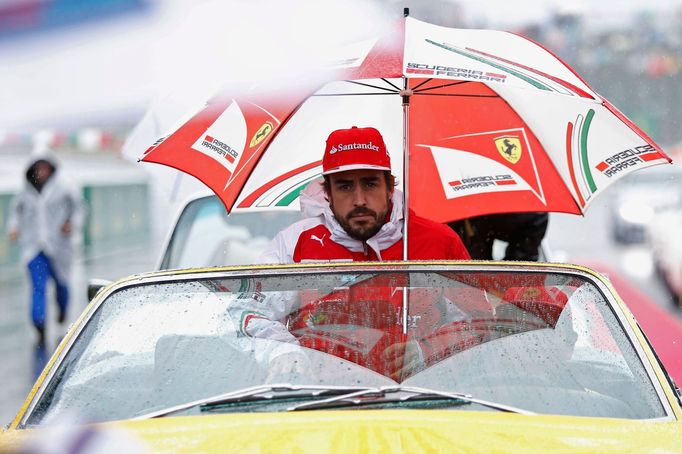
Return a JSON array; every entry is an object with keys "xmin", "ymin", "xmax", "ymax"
[
  {"xmin": 157, "ymin": 193, "xmax": 302, "ymax": 270},
  {"xmin": 16, "ymin": 261, "xmax": 680, "ymax": 427}
]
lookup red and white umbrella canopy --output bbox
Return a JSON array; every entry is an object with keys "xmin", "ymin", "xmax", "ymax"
[{"xmin": 141, "ymin": 17, "xmax": 671, "ymax": 223}]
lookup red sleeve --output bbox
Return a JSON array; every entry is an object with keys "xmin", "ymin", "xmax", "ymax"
[
  {"xmin": 428, "ymin": 219, "xmax": 471, "ymax": 260},
  {"xmin": 408, "ymin": 213, "xmax": 471, "ymax": 260},
  {"xmin": 448, "ymin": 231, "xmax": 471, "ymax": 260}
]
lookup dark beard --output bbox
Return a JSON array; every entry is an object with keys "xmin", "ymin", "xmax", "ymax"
[{"xmin": 335, "ymin": 206, "xmax": 388, "ymax": 241}]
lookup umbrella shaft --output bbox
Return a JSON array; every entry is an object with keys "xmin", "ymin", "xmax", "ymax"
[{"xmin": 402, "ymin": 77, "xmax": 410, "ymax": 334}]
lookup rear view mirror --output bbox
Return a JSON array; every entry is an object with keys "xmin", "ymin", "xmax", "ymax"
[{"xmin": 88, "ymin": 278, "xmax": 111, "ymax": 301}]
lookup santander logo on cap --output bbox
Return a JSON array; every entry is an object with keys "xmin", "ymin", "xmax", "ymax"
[
  {"xmin": 329, "ymin": 142, "xmax": 381, "ymax": 154},
  {"xmin": 323, "ymin": 126, "xmax": 391, "ymax": 175}
]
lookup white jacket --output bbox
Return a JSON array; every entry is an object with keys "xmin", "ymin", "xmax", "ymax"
[
  {"xmin": 7, "ymin": 152, "xmax": 82, "ymax": 282},
  {"xmin": 258, "ymin": 179, "xmax": 404, "ymax": 264}
]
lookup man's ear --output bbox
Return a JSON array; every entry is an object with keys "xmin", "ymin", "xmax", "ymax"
[
  {"xmin": 320, "ymin": 179, "xmax": 331, "ymax": 202},
  {"xmin": 386, "ymin": 173, "xmax": 396, "ymax": 198}
]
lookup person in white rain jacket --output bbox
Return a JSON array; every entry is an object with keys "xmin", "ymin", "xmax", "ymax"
[{"xmin": 7, "ymin": 150, "xmax": 82, "ymax": 344}]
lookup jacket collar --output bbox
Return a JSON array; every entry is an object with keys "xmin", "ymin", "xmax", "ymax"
[{"xmin": 299, "ymin": 178, "xmax": 404, "ymax": 260}]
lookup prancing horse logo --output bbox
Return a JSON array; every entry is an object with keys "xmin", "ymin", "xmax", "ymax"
[
  {"xmin": 494, "ymin": 135, "xmax": 522, "ymax": 164},
  {"xmin": 249, "ymin": 121, "xmax": 274, "ymax": 148}
]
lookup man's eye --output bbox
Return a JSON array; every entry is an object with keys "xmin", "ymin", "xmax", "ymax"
[{"xmin": 337, "ymin": 184, "xmax": 351, "ymax": 191}]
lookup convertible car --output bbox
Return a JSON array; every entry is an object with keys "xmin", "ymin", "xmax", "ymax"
[{"xmin": 2, "ymin": 262, "xmax": 681, "ymax": 452}]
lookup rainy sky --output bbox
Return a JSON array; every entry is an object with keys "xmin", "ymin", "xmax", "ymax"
[{"xmin": 1, "ymin": 0, "xmax": 682, "ymax": 131}]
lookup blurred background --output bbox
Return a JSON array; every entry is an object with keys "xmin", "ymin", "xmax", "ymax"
[{"xmin": 1, "ymin": 0, "xmax": 682, "ymax": 425}]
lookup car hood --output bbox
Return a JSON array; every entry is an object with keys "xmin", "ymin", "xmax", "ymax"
[{"xmin": 2, "ymin": 410, "xmax": 681, "ymax": 453}]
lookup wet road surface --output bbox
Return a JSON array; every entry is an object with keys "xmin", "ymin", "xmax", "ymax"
[{"xmin": 0, "ymin": 242, "xmax": 157, "ymax": 426}]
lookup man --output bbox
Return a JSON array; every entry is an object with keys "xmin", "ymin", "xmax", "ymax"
[
  {"xmin": 260, "ymin": 126, "xmax": 470, "ymax": 264},
  {"xmin": 8, "ymin": 150, "xmax": 81, "ymax": 345},
  {"xmin": 234, "ymin": 127, "xmax": 470, "ymax": 381}
]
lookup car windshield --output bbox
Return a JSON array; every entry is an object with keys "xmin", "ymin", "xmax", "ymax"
[
  {"xmin": 160, "ymin": 196, "xmax": 301, "ymax": 269},
  {"xmin": 27, "ymin": 267, "xmax": 666, "ymax": 425}
]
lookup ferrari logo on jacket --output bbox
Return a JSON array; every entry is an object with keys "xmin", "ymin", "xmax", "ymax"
[{"xmin": 495, "ymin": 136, "xmax": 522, "ymax": 164}]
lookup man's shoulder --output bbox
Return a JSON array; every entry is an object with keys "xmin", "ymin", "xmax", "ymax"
[
  {"xmin": 276, "ymin": 216, "xmax": 327, "ymax": 239},
  {"xmin": 45, "ymin": 176, "xmax": 78, "ymax": 197},
  {"xmin": 408, "ymin": 212, "xmax": 470, "ymax": 260},
  {"xmin": 259, "ymin": 216, "xmax": 328, "ymax": 264},
  {"xmin": 409, "ymin": 212, "xmax": 459, "ymax": 240}
]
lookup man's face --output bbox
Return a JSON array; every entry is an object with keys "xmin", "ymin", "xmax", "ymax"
[
  {"xmin": 327, "ymin": 169, "xmax": 393, "ymax": 241},
  {"xmin": 33, "ymin": 161, "xmax": 53, "ymax": 185}
]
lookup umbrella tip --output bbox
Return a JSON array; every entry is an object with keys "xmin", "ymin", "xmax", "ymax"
[{"xmin": 403, "ymin": 7, "xmax": 410, "ymax": 17}]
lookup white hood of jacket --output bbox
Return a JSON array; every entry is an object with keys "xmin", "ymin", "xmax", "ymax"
[
  {"xmin": 298, "ymin": 178, "xmax": 404, "ymax": 260},
  {"xmin": 8, "ymin": 149, "xmax": 81, "ymax": 280}
]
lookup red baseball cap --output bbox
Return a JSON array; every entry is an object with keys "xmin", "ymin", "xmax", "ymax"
[{"xmin": 322, "ymin": 126, "xmax": 391, "ymax": 175}]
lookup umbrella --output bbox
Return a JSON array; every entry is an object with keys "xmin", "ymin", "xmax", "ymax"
[{"xmin": 140, "ymin": 15, "xmax": 671, "ymax": 226}]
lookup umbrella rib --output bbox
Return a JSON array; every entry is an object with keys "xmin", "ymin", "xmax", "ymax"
[
  {"xmin": 413, "ymin": 80, "xmax": 472, "ymax": 93},
  {"xmin": 344, "ymin": 80, "xmax": 399, "ymax": 93},
  {"xmin": 311, "ymin": 92, "xmax": 398, "ymax": 97},
  {"xmin": 381, "ymin": 78, "xmax": 402, "ymax": 91},
  {"xmin": 411, "ymin": 78, "xmax": 434, "ymax": 91},
  {"xmin": 413, "ymin": 93, "xmax": 499, "ymax": 98}
]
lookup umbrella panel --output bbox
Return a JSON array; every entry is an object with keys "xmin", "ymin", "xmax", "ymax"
[
  {"xmin": 407, "ymin": 78, "xmax": 581, "ymax": 222},
  {"xmin": 143, "ymin": 76, "xmax": 669, "ymax": 223},
  {"xmin": 234, "ymin": 77, "xmax": 581, "ymax": 223}
]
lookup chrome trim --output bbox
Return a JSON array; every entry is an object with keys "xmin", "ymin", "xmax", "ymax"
[{"xmin": 19, "ymin": 261, "xmax": 678, "ymax": 425}]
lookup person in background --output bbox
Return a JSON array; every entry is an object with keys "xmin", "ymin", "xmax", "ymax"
[
  {"xmin": 7, "ymin": 150, "xmax": 82, "ymax": 345},
  {"xmin": 449, "ymin": 212, "xmax": 549, "ymax": 261}
]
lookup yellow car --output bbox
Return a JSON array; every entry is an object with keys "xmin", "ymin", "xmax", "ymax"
[{"xmin": 2, "ymin": 262, "xmax": 681, "ymax": 452}]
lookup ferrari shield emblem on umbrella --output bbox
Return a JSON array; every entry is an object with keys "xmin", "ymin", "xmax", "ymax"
[
  {"xmin": 140, "ymin": 16, "xmax": 671, "ymax": 224},
  {"xmin": 495, "ymin": 136, "xmax": 522, "ymax": 164}
]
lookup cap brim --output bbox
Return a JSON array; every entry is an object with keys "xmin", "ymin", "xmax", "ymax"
[{"xmin": 321, "ymin": 164, "xmax": 392, "ymax": 176}]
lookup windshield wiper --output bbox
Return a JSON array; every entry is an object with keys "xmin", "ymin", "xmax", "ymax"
[
  {"xmin": 134, "ymin": 384, "xmax": 534, "ymax": 419},
  {"xmin": 288, "ymin": 385, "xmax": 535, "ymax": 415},
  {"xmin": 133, "ymin": 384, "xmax": 379, "ymax": 419}
]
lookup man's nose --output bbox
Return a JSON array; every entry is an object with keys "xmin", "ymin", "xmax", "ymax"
[{"xmin": 352, "ymin": 186, "xmax": 368, "ymax": 206}]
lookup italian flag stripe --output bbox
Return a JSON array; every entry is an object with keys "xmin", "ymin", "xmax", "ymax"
[
  {"xmin": 276, "ymin": 181, "xmax": 313, "ymax": 207},
  {"xmin": 425, "ymin": 39, "xmax": 553, "ymax": 91},
  {"xmin": 580, "ymin": 109, "xmax": 598, "ymax": 193}
]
